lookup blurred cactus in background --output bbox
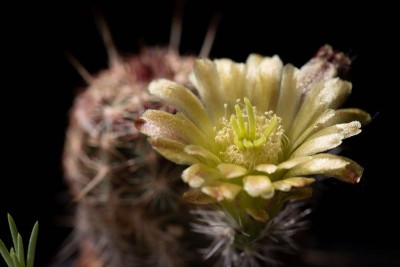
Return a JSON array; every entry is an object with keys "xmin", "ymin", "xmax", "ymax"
[{"xmin": 62, "ymin": 19, "xmax": 199, "ymax": 266}]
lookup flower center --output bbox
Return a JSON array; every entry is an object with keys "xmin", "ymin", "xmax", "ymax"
[
  {"xmin": 215, "ymin": 98, "xmax": 284, "ymax": 168},
  {"xmin": 231, "ymin": 98, "xmax": 278, "ymax": 150}
]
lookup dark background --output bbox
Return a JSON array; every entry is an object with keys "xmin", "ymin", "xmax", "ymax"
[{"xmin": 1, "ymin": 1, "xmax": 398, "ymax": 266}]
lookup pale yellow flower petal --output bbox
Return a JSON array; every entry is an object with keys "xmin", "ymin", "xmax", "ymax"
[
  {"xmin": 284, "ymin": 153, "xmax": 363, "ymax": 183},
  {"xmin": 193, "ymin": 59, "xmax": 224, "ymax": 123},
  {"xmin": 289, "ymin": 78, "xmax": 352, "ymax": 141},
  {"xmin": 291, "ymin": 121, "xmax": 361, "ymax": 157},
  {"xmin": 325, "ymin": 108, "xmax": 372, "ymax": 127},
  {"xmin": 217, "ymin": 163, "xmax": 248, "ymax": 179},
  {"xmin": 139, "ymin": 110, "xmax": 210, "ymax": 148},
  {"xmin": 272, "ymin": 180, "xmax": 291, "ymax": 192},
  {"xmin": 255, "ymin": 164, "xmax": 278, "ymax": 174},
  {"xmin": 148, "ymin": 137, "xmax": 199, "ymax": 165},
  {"xmin": 202, "ymin": 182, "xmax": 242, "ymax": 201},
  {"xmin": 290, "ymin": 109, "xmax": 336, "ymax": 151},
  {"xmin": 184, "ymin": 145, "xmax": 221, "ymax": 166},
  {"xmin": 215, "ymin": 59, "xmax": 247, "ymax": 112},
  {"xmin": 291, "ymin": 133, "xmax": 344, "ymax": 157},
  {"xmin": 273, "ymin": 177, "xmax": 315, "ymax": 192},
  {"xmin": 292, "ymin": 109, "xmax": 369, "ymax": 151},
  {"xmin": 308, "ymin": 121, "xmax": 361, "ymax": 140},
  {"xmin": 182, "ymin": 163, "xmax": 220, "ymax": 188},
  {"xmin": 276, "ymin": 156, "xmax": 313, "ymax": 170},
  {"xmin": 245, "ymin": 54, "xmax": 264, "ymax": 74},
  {"xmin": 276, "ymin": 64, "xmax": 302, "ymax": 131},
  {"xmin": 253, "ymin": 56, "xmax": 283, "ymax": 111},
  {"xmin": 148, "ymin": 79, "xmax": 213, "ymax": 134},
  {"xmin": 243, "ymin": 175, "xmax": 274, "ymax": 199}
]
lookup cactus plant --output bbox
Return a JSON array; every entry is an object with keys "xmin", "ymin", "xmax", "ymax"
[{"xmin": 63, "ymin": 31, "xmax": 198, "ymax": 267}]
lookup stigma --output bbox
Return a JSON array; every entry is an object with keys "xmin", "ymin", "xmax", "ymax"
[{"xmin": 216, "ymin": 98, "xmax": 284, "ymax": 168}]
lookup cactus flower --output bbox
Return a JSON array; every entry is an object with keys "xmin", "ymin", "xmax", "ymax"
[{"xmin": 137, "ymin": 50, "xmax": 370, "ymax": 221}]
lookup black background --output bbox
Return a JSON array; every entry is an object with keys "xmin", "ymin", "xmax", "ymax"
[{"xmin": 1, "ymin": 1, "xmax": 398, "ymax": 266}]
